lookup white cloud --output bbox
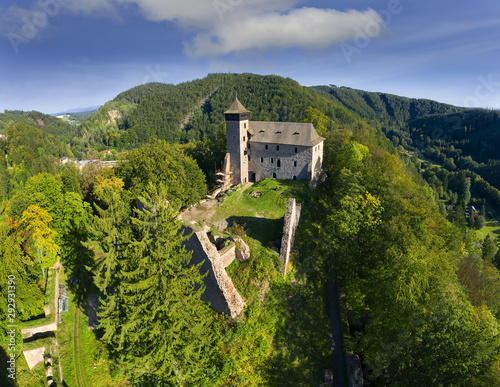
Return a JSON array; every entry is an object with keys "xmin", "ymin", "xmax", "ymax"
[
  {"xmin": 116, "ymin": 0, "xmax": 296, "ymax": 27},
  {"xmin": 2, "ymin": 0, "xmax": 384, "ymax": 57},
  {"xmin": 112, "ymin": 1, "xmax": 383, "ymax": 56},
  {"xmin": 184, "ymin": 7, "xmax": 383, "ymax": 57}
]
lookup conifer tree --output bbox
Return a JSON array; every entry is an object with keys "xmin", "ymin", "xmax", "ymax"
[
  {"xmin": 91, "ymin": 178, "xmax": 132, "ymax": 347},
  {"xmin": 118, "ymin": 184, "xmax": 216, "ymax": 385}
]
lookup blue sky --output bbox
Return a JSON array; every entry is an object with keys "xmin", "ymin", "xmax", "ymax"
[{"xmin": 1, "ymin": 0, "xmax": 500, "ymax": 114}]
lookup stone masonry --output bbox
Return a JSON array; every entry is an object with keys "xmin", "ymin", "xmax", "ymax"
[
  {"xmin": 280, "ymin": 198, "xmax": 302, "ymax": 275},
  {"xmin": 184, "ymin": 226, "xmax": 246, "ymax": 318},
  {"xmin": 224, "ymin": 98, "xmax": 324, "ymax": 186}
]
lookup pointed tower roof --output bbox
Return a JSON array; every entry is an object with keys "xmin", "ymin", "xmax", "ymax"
[{"xmin": 224, "ymin": 98, "xmax": 250, "ymax": 114}]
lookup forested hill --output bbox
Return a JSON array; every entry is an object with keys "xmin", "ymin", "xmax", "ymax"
[
  {"xmin": 0, "ymin": 110, "xmax": 77, "ymax": 145},
  {"xmin": 312, "ymin": 85, "xmax": 465, "ymax": 127},
  {"xmin": 313, "ymin": 84, "xmax": 500, "ymax": 194},
  {"xmin": 77, "ymin": 75, "xmax": 225, "ymax": 150},
  {"xmin": 76, "ymin": 73, "xmax": 370, "ymax": 151}
]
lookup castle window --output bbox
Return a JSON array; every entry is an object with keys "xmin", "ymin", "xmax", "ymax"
[
  {"xmin": 271, "ymin": 158, "xmax": 274, "ymax": 164},
  {"xmin": 243, "ymin": 136, "xmax": 246, "ymax": 141},
  {"xmin": 277, "ymin": 159, "xmax": 281, "ymax": 168},
  {"xmin": 248, "ymin": 155, "xmax": 251, "ymax": 161},
  {"xmin": 295, "ymin": 147, "xmax": 298, "ymax": 153},
  {"xmin": 265, "ymin": 144, "xmax": 268, "ymax": 150},
  {"xmin": 272, "ymin": 173, "xmax": 277, "ymax": 179},
  {"xmin": 244, "ymin": 123, "xmax": 247, "ymax": 129},
  {"xmin": 277, "ymin": 145, "xmax": 280, "ymax": 151},
  {"xmin": 260, "ymin": 157, "xmax": 264, "ymax": 163},
  {"xmin": 294, "ymin": 161, "xmax": 297, "ymax": 167}
]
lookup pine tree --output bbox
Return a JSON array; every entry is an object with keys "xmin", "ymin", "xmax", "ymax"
[
  {"xmin": 91, "ymin": 180, "xmax": 132, "ymax": 348},
  {"xmin": 118, "ymin": 184, "xmax": 216, "ymax": 384}
]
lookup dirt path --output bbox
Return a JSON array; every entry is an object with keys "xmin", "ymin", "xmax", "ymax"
[
  {"xmin": 179, "ymin": 199, "xmax": 219, "ymax": 223},
  {"xmin": 180, "ymin": 183, "xmax": 254, "ymax": 225},
  {"xmin": 327, "ymin": 277, "xmax": 348, "ymax": 387},
  {"xmin": 21, "ymin": 322, "xmax": 58, "ymax": 337},
  {"xmin": 73, "ymin": 305, "xmax": 87, "ymax": 387}
]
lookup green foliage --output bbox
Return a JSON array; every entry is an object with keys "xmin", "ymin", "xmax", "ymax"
[
  {"xmin": 482, "ymin": 235, "xmax": 499, "ymax": 261},
  {"xmin": 116, "ymin": 185, "xmax": 217, "ymax": 384},
  {"xmin": 5, "ymin": 124, "xmax": 72, "ymax": 187},
  {"xmin": 314, "ymin": 84, "xmax": 500, "ymax": 212},
  {"xmin": 185, "ymin": 122, "xmax": 227, "ymax": 187},
  {"xmin": 0, "ymin": 155, "xmax": 11, "ymax": 202},
  {"xmin": 20, "ymin": 205, "xmax": 60, "ymax": 278},
  {"xmin": 299, "ymin": 121, "xmax": 500, "ymax": 384},
  {"xmin": 115, "ymin": 139, "xmax": 206, "ymax": 208},
  {"xmin": 0, "ymin": 220, "xmax": 45, "ymax": 337},
  {"xmin": 59, "ymin": 192, "xmax": 94, "ymax": 286},
  {"xmin": 0, "ymin": 109, "xmax": 77, "ymax": 144},
  {"xmin": 24, "ymin": 172, "xmax": 64, "ymax": 227}
]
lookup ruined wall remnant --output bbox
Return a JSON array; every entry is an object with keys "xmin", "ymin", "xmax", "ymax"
[
  {"xmin": 219, "ymin": 244, "xmax": 236, "ymax": 269},
  {"xmin": 280, "ymin": 198, "xmax": 302, "ymax": 275},
  {"xmin": 232, "ymin": 236, "xmax": 251, "ymax": 262},
  {"xmin": 184, "ymin": 226, "xmax": 245, "ymax": 318}
]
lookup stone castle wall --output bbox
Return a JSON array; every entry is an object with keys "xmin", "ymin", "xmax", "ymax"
[
  {"xmin": 248, "ymin": 142, "xmax": 313, "ymax": 182},
  {"xmin": 184, "ymin": 227, "xmax": 245, "ymax": 318},
  {"xmin": 280, "ymin": 198, "xmax": 302, "ymax": 275}
]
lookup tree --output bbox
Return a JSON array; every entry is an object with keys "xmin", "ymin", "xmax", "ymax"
[
  {"xmin": 0, "ymin": 155, "xmax": 11, "ymax": 202},
  {"xmin": 0, "ymin": 219, "xmax": 45, "ymax": 337},
  {"xmin": 468, "ymin": 214, "xmax": 476, "ymax": 229},
  {"xmin": 127, "ymin": 186, "xmax": 217, "ymax": 383},
  {"xmin": 476, "ymin": 215, "xmax": 486, "ymax": 230},
  {"xmin": 494, "ymin": 249, "xmax": 500, "ymax": 270},
  {"xmin": 59, "ymin": 162, "xmax": 83, "ymax": 196},
  {"xmin": 91, "ymin": 178, "xmax": 132, "ymax": 347},
  {"xmin": 20, "ymin": 205, "xmax": 59, "ymax": 278},
  {"xmin": 482, "ymin": 235, "xmax": 498, "ymax": 261},
  {"xmin": 300, "ymin": 107, "xmax": 329, "ymax": 136},
  {"xmin": 24, "ymin": 172, "xmax": 64, "ymax": 230},
  {"xmin": 59, "ymin": 192, "xmax": 94, "ymax": 290},
  {"xmin": 115, "ymin": 139, "xmax": 206, "ymax": 208}
]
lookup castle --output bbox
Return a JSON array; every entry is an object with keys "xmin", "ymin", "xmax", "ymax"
[{"xmin": 222, "ymin": 98, "xmax": 325, "ymax": 187}]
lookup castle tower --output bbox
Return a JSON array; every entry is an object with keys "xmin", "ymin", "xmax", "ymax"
[{"xmin": 225, "ymin": 98, "xmax": 250, "ymax": 185}]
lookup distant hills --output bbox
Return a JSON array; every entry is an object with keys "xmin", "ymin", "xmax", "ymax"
[
  {"xmin": 51, "ymin": 105, "xmax": 101, "ymax": 116},
  {"xmin": 1, "ymin": 73, "xmax": 498, "ymax": 189}
]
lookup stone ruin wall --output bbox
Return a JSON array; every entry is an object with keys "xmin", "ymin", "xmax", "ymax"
[
  {"xmin": 185, "ymin": 227, "xmax": 245, "ymax": 318},
  {"xmin": 280, "ymin": 198, "xmax": 302, "ymax": 275},
  {"xmin": 219, "ymin": 244, "xmax": 237, "ymax": 269}
]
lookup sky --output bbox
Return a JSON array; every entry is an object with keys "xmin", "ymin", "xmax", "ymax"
[{"xmin": 1, "ymin": 0, "xmax": 500, "ymax": 114}]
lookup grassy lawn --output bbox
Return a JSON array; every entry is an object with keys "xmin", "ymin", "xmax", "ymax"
[
  {"xmin": 214, "ymin": 179, "xmax": 309, "ymax": 221},
  {"xmin": 210, "ymin": 179, "xmax": 309, "ymax": 301},
  {"xmin": 15, "ymin": 354, "xmax": 47, "ymax": 387},
  {"xmin": 477, "ymin": 220, "xmax": 500, "ymax": 244},
  {"xmin": 57, "ymin": 267, "xmax": 130, "ymax": 387}
]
